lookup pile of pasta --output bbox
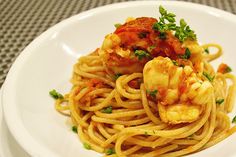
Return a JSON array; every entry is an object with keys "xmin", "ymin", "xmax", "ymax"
[{"xmin": 54, "ymin": 8, "xmax": 236, "ymax": 157}]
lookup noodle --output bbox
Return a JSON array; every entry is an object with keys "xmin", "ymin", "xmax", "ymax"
[
  {"xmin": 52, "ymin": 7, "xmax": 236, "ymax": 157},
  {"xmin": 54, "ymin": 46, "xmax": 236, "ymax": 156}
]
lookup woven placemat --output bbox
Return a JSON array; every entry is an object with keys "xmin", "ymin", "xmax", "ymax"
[{"xmin": 1, "ymin": 0, "xmax": 236, "ymax": 87}]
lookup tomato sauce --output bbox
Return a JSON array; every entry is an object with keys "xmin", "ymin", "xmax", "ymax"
[
  {"xmin": 217, "ymin": 63, "xmax": 231, "ymax": 74},
  {"xmin": 114, "ymin": 17, "xmax": 186, "ymax": 59},
  {"xmin": 128, "ymin": 78, "xmax": 142, "ymax": 89}
]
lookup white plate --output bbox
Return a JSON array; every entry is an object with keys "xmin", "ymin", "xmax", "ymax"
[
  {"xmin": 2, "ymin": 1, "xmax": 236, "ymax": 157},
  {"xmin": 0, "ymin": 86, "xmax": 30, "ymax": 157}
]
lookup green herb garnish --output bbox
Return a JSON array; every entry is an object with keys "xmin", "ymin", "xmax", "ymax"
[
  {"xmin": 172, "ymin": 60, "xmax": 178, "ymax": 66},
  {"xmin": 203, "ymin": 72, "xmax": 215, "ymax": 82},
  {"xmin": 232, "ymin": 115, "xmax": 236, "ymax": 123},
  {"xmin": 138, "ymin": 32, "xmax": 148, "ymax": 38},
  {"xmin": 153, "ymin": 6, "xmax": 196, "ymax": 42},
  {"xmin": 134, "ymin": 50, "xmax": 151, "ymax": 60},
  {"xmin": 49, "ymin": 89, "xmax": 63, "ymax": 99},
  {"xmin": 101, "ymin": 106, "xmax": 113, "ymax": 114},
  {"xmin": 225, "ymin": 66, "xmax": 232, "ymax": 73},
  {"xmin": 83, "ymin": 143, "xmax": 91, "ymax": 150},
  {"xmin": 180, "ymin": 64, "xmax": 185, "ymax": 68},
  {"xmin": 175, "ymin": 19, "xmax": 196, "ymax": 42},
  {"xmin": 204, "ymin": 48, "xmax": 209, "ymax": 54},
  {"xmin": 153, "ymin": 6, "xmax": 176, "ymax": 34},
  {"xmin": 72, "ymin": 126, "xmax": 77, "ymax": 133},
  {"xmin": 147, "ymin": 89, "xmax": 158, "ymax": 98},
  {"xmin": 114, "ymin": 73, "xmax": 122, "ymax": 80},
  {"xmin": 105, "ymin": 148, "xmax": 115, "ymax": 155},
  {"xmin": 159, "ymin": 32, "xmax": 167, "ymax": 39},
  {"xmin": 216, "ymin": 98, "xmax": 224, "ymax": 105},
  {"xmin": 114, "ymin": 23, "xmax": 122, "ymax": 28},
  {"xmin": 144, "ymin": 131, "xmax": 149, "ymax": 135},
  {"xmin": 147, "ymin": 45, "xmax": 156, "ymax": 52},
  {"xmin": 180, "ymin": 48, "xmax": 191, "ymax": 59}
]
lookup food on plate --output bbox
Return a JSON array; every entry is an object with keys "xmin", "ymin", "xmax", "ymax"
[{"xmin": 50, "ymin": 6, "xmax": 236, "ymax": 157}]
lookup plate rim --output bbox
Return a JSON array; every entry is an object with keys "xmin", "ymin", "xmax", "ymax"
[{"xmin": 2, "ymin": 1, "xmax": 236, "ymax": 157}]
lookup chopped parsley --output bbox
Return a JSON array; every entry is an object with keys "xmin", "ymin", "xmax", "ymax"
[
  {"xmin": 114, "ymin": 73, "xmax": 122, "ymax": 80},
  {"xmin": 204, "ymin": 48, "xmax": 209, "ymax": 54},
  {"xmin": 101, "ymin": 106, "xmax": 113, "ymax": 114},
  {"xmin": 153, "ymin": 130, "xmax": 156, "ymax": 134},
  {"xmin": 172, "ymin": 60, "xmax": 178, "ymax": 66},
  {"xmin": 180, "ymin": 64, "xmax": 185, "ymax": 68},
  {"xmin": 134, "ymin": 50, "xmax": 151, "ymax": 60},
  {"xmin": 153, "ymin": 6, "xmax": 176, "ymax": 35},
  {"xmin": 232, "ymin": 115, "xmax": 236, "ymax": 123},
  {"xmin": 180, "ymin": 48, "xmax": 191, "ymax": 59},
  {"xmin": 49, "ymin": 89, "xmax": 63, "ymax": 99},
  {"xmin": 218, "ymin": 63, "xmax": 232, "ymax": 74},
  {"xmin": 144, "ymin": 131, "xmax": 149, "ymax": 135},
  {"xmin": 159, "ymin": 32, "xmax": 167, "ymax": 39},
  {"xmin": 153, "ymin": 6, "xmax": 196, "ymax": 42},
  {"xmin": 147, "ymin": 89, "xmax": 158, "ymax": 98},
  {"xmin": 114, "ymin": 23, "xmax": 122, "ymax": 28},
  {"xmin": 216, "ymin": 98, "xmax": 224, "ymax": 105},
  {"xmin": 148, "ymin": 45, "xmax": 156, "ymax": 52},
  {"xmin": 72, "ymin": 126, "xmax": 78, "ymax": 133},
  {"xmin": 203, "ymin": 72, "xmax": 215, "ymax": 82},
  {"xmin": 225, "ymin": 66, "xmax": 232, "ymax": 73},
  {"xmin": 138, "ymin": 32, "xmax": 148, "ymax": 38},
  {"xmin": 175, "ymin": 19, "xmax": 196, "ymax": 42},
  {"xmin": 83, "ymin": 143, "xmax": 91, "ymax": 150},
  {"xmin": 105, "ymin": 148, "xmax": 115, "ymax": 155}
]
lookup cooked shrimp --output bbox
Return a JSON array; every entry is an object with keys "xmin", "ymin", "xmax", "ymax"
[
  {"xmin": 99, "ymin": 17, "xmax": 189, "ymax": 75},
  {"xmin": 99, "ymin": 17, "xmax": 157, "ymax": 75},
  {"xmin": 99, "ymin": 33, "xmax": 148, "ymax": 74},
  {"xmin": 143, "ymin": 56, "xmax": 214, "ymax": 124},
  {"xmin": 158, "ymin": 103, "xmax": 202, "ymax": 124}
]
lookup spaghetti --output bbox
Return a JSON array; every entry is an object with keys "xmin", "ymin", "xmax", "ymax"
[{"xmin": 53, "ymin": 6, "xmax": 236, "ymax": 157}]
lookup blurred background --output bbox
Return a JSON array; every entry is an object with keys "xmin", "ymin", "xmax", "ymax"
[{"xmin": 0, "ymin": 0, "xmax": 236, "ymax": 87}]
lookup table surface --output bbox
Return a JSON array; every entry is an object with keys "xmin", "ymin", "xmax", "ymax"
[{"xmin": 1, "ymin": 0, "xmax": 236, "ymax": 87}]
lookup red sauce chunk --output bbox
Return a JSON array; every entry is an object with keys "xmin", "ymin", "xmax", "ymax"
[
  {"xmin": 217, "ymin": 63, "xmax": 232, "ymax": 74},
  {"xmin": 114, "ymin": 17, "xmax": 186, "ymax": 59},
  {"xmin": 128, "ymin": 78, "xmax": 142, "ymax": 89}
]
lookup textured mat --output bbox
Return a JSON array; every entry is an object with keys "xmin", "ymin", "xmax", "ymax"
[{"xmin": 1, "ymin": 0, "xmax": 236, "ymax": 87}]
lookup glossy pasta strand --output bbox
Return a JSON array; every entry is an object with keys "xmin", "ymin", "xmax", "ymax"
[{"xmin": 53, "ymin": 43, "xmax": 236, "ymax": 157}]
